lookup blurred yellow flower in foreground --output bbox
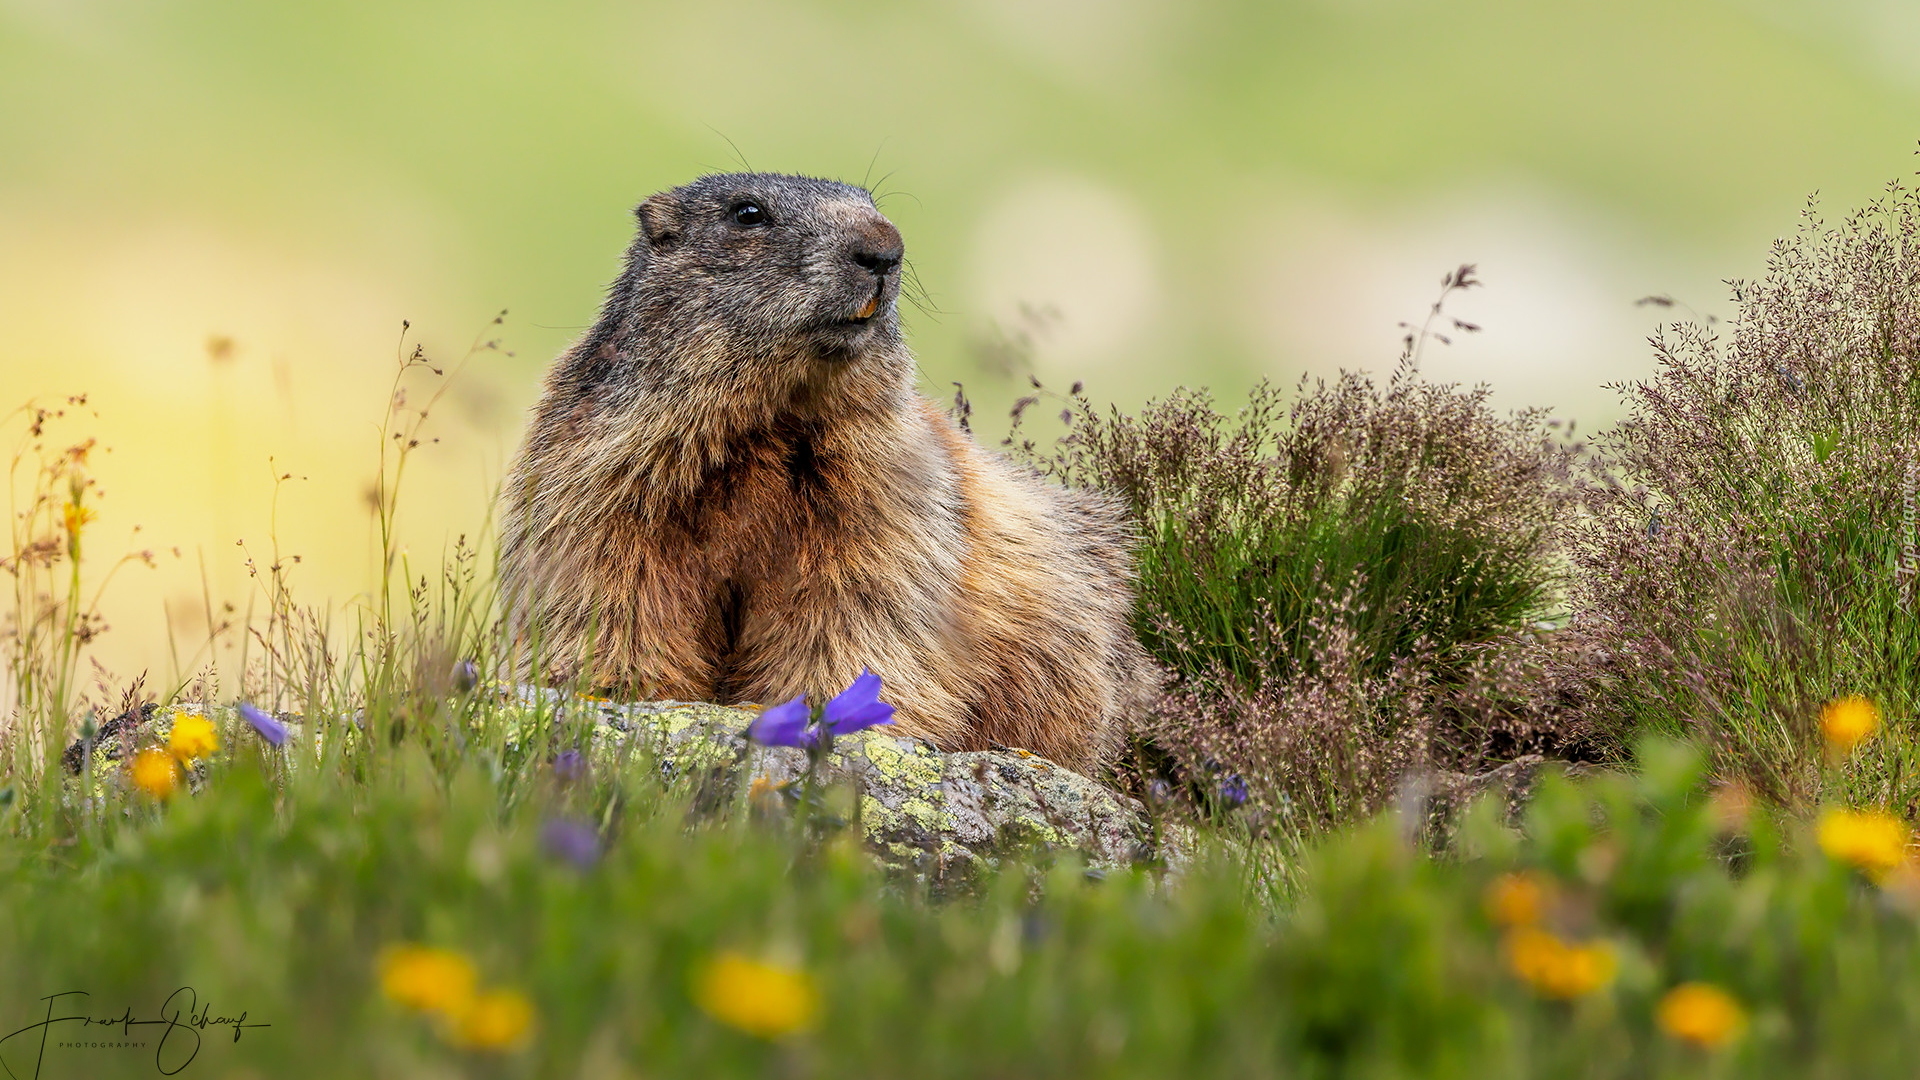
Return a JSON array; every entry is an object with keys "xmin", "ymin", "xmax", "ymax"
[
  {"xmin": 379, "ymin": 944, "xmax": 478, "ymax": 1018},
  {"xmin": 1820, "ymin": 695, "xmax": 1880, "ymax": 755},
  {"xmin": 694, "ymin": 951, "xmax": 821, "ymax": 1038},
  {"xmin": 167, "ymin": 713, "xmax": 219, "ymax": 762},
  {"xmin": 1657, "ymin": 982, "xmax": 1745, "ymax": 1048},
  {"xmin": 1503, "ymin": 928, "xmax": 1616, "ymax": 999},
  {"xmin": 747, "ymin": 775, "xmax": 789, "ymax": 815},
  {"xmin": 129, "ymin": 748, "xmax": 179, "ymax": 799},
  {"xmin": 1483, "ymin": 871, "xmax": 1549, "ymax": 927},
  {"xmin": 61, "ymin": 501, "xmax": 94, "ymax": 534},
  {"xmin": 378, "ymin": 945, "xmax": 536, "ymax": 1054},
  {"xmin": 451, "ymin": 988, "xmax": 537, "ymax": 1051},
  {"xmin": 1817, "ymin": 808, "xmax": 1909, "ymax": 879}
]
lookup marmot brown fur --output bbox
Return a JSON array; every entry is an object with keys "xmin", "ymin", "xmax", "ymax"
[{"xmin": 498, "ymin": 172, "xmax": 1155, "ymax": 773}]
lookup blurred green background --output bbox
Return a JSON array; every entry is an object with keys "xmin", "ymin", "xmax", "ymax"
[{"xmin": 1, "ymin": 0, "xmax": 1916, "ymax": 684}]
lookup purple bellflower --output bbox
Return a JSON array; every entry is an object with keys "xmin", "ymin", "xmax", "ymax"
[
  {"xmin": 823, "ymin": 668, "xmax": 895, "ymax": 735},
  {"xmin": 552, "ymin": 748, "xmax": 587, "ymax": 783},
  {"xmin": 540, "ymin": 818, "xmax": 601, "ymax": 869},
  {"xmin": 237, "ymin": 702, "xmax": 288, "ymax": 747},
  {"xmin": 1218, "ymin": 774, "xmax": 1249, "ymax": 808},
  {"xmin": 744, "ymin": 695, "xmax": 815, "ymax": 748},
  {"xmin": 744, "ymin": 668, "xmax": 896, "ymax": 749}
]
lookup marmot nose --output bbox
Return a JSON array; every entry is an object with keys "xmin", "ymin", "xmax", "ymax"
[
  {"xmin": 852, "ymin": 248, "xmax": 901, "ymax": 277},
  {"xmin": 848, "ymin": 218, "xmax": 904, "ymax": 278}
]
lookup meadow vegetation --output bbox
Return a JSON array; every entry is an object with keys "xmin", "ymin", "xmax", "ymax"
[
  {"xmin": 1565, "ymin": 188, "xmax": 1920, "ymax": 815},
  {"xmin": 3, "ymin": 184, "xmax": 1920, "ymax": 1077},
  {"xmin": 1010, "ymin": 269, "xmax": 1583, "ymax": 830}
]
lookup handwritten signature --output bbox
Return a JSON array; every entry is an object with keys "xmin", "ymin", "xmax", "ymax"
[{"xmin": 0, "ymin": 988, "xmax": 269, "ymax": 1078}]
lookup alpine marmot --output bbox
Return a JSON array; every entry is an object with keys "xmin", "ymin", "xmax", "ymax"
[{"xmin": 498, "ymin": 172, "xmax": 1154, "ymax": 773}]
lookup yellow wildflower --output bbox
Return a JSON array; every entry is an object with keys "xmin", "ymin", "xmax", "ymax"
[
  {"xmin": 61, "ymin": 501, "xmax": 95, "ymax": 534},
  {"xmin": 1483, "ymin": 871, "xmax": 1549, "ymax": 927},
  {"xmin": 450, "ymin": 987, "xmax": 536, "ymax": 1052},
  {"xmin": 1503, "ymin": 927, "xmax": 1616, "ymax": 999},
  {"xmin": 747, "ymin": 775, "xmax": 790, "ymax": 815},
  {"xmin": 378, "ymin": 944, "xmax": 478, "ymax": 1019},
  {"xmin": 1656, "ymin": 982, "xmax": 1745, "ymax": 1048},
  {"xmin": 1820, "ymin": 695, "xmax": 1880, "ymax": 755},
  {"xmin": 694, "ymin": 951, "xmax": 821, "ymax": 1038},
  {"xmin": 167, "ymin": 712, "xmax": 219, "ymax": 762},
  {"xmin": 129, "ymin": 748, "xmax": 179, "ymax": 799},
  {"xmin": 1817, "ymin": 808, "xmax": 1909, "ymax": 879}
]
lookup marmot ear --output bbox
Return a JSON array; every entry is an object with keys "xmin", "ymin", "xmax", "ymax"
[{"xmin": 636, "ymin": 194, "xmax": 684, "ymax": 251}]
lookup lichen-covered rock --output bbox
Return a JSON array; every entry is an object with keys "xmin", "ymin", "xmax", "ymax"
[
  {"xmin": 536, "ymin": 692, "xmax": 1185, "ymax": 880},
  {"xmin": 62, "ymin": 702, "xmax": 211, "ymax": 782}
]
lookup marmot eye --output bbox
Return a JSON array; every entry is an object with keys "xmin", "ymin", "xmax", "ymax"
[{"xmin": 731, "ymin": 201, "xmax": 769, "ymax": 227}]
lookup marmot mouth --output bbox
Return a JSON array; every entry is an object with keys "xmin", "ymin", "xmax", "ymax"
[{"xmin": 842, "ymin": 277, "xmax": 889, "ymax": 326}]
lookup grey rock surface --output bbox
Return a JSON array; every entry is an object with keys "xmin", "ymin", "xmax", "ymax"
[{"xmin": 533, "ymin": 691, "xmax": 1186, "ymax": 879}]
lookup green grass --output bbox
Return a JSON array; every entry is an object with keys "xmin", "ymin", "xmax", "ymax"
[{"xmin": 7, "ymin": 709, "xmax": 1920, "ymax": 1077}]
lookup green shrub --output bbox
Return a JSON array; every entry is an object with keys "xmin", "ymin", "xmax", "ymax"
[
  {"xmin": 1013, "ymin": 360, "xmax": 1577, "ymax": 827},
  {"xmin": 1571, "ymin": 184, "xmax": 1920, "ymax": 808},
  {"xmin": 7, "ymin": 703, "xmax": 1920, "ymax": 1078}
]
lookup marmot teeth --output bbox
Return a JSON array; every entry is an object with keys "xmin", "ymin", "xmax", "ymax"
[{"xmin": 854, "ymin": 295, "xmax": 879, "ymax": 320}]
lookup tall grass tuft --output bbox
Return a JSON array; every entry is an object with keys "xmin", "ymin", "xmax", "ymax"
[
  {"xmin": 1569, "ymin": 183, "xmax": 1920, "ymax": 809},
  {"xmin": 0, "ymin": 321, "xmax": 524, "ymax": 842},
  {"xmin": 1, "ymin": 398, "xmax": 157, "ymax": 813}
]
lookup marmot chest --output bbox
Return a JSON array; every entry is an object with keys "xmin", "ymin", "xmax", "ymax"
[{"xmin": 659, "ymin": 428, "xmax": 884, "ymax": 582}]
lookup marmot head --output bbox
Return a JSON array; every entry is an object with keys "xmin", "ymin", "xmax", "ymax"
[{"xmin": 617, "ymin": 172, "xmax": 907, "ymax": 374}]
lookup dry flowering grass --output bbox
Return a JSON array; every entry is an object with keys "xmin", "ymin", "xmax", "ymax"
[{"xmin": 1567, "ymin": 184, "xmax": 1920, "ymax": 807}]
